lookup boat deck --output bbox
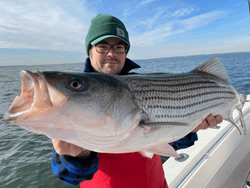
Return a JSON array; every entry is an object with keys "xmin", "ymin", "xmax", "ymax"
[
  {"xmin": 163, "ymin": 95, "xmax": 250, "ymax": 188},
  {"xmin": 221, "ymin": 152, "xmax": 250, "ymax": 188}
]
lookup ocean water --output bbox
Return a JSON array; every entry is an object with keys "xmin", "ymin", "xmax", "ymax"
[{"xmin": 0, "ymin": 52, "xmax": 250, "ymax": 187}]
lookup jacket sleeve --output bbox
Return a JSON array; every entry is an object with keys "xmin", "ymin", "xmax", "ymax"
[
  {"xmin": 169, "ymin": 132, "xmax": 198, "ymax": 150},
  {"xmin": 51, "ymin": 148, "xmax": 99, "ymax": 185}
]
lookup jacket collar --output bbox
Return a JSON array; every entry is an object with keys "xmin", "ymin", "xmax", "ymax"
[{"xmin": 83, "ymin": 57, "xmax": 140, "ymax": 75}]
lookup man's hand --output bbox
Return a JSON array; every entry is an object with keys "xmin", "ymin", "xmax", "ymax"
[
  {"xmin": 52, "ymin": 139, "xmax": 91, "ymax": 159},
  {"xmin": 192, "ymin": 114, "xmax": 223, "ymax": 132}
]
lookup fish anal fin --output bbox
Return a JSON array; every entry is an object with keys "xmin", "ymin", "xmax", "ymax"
[
  {"xmin": 140, "ymin": 151, "xmax": 154, "ymax": 158},
  {"xmin": 140, "ymin": 143, "xmax": 179, "ymax": 158},
  {"xmin": 192, "ymin": 57, "xmax": 231, "ymax": 83}
]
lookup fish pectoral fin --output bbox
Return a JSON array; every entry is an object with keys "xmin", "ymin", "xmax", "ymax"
[
  {"xmin": 139, "ymin": 122, "xmax": 189, "ymax": 134},
  {"xmin": 141, "ymin": 143, "xmax": 179, "ymax": 158},
  {"xmin": 140, "ymin": 122, "xmax": 189, "ymax": 126}
]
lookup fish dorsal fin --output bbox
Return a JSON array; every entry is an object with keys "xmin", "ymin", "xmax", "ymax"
[{"xmin": 192, "ymin": 57, "xmax": 231, "ymax": 83}]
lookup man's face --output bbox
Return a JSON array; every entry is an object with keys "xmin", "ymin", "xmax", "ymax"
[{"xmin": 89, "ymin": 38, "xmax": 127, "ymax": 75}]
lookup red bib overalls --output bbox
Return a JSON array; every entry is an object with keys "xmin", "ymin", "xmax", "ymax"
[{"xmin": 80, "ymin": 152, "xmax": 168, "ymax": 188}]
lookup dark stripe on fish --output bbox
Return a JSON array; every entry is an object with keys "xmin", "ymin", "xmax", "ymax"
[
  {"xmin": 122, "ymin": 77, "xmax": 228, "ymax": 86},
  {"xmin": 154, "ymin": 102, "xmax": 226, "ymax": 119},
  {"xmin": 132, "ymin": 84, "xmax": 232, "ymax": 93},
  {"xmin": 146, "ymin": 96, "xmax": 235, "ymax": 110},
  {"xmin": 142, "ymin": 91, "xmax": 235, "ymax": 101}
]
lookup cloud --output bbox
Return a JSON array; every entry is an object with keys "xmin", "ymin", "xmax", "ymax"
[
  {"xmin": 0, "ymin": 0, "xmax": 95, "ymax": 52},
  {"xmin": 128, "ymin": 36, "xmax": 250, "ymax": 60},
  {"xmin": 140, "ymin": 0, "xmax": 156, "ymax": 5},
  {"xmin": 158, "ymin": 36, "xmax": 250, "ymax": 58},
  {"xmin": 130, "ymin": 10, "xmax": 228, "ymax": 46},
  {"xmin": 123, "ymin": 0, "xmax": 157, "ymax": 17},
  {"xmin": 177, "ymin": 10, "xmax": 228, "ymax": 31},
  {"xmin": 169, "ymin": 7, "xmax": 199, "ymax": 17},
  {"xmin": 134, "ymin": 9, "xmax": 165, "ymax": 30},
  {"xmin": 0, "ymin": 0, "xmax": 231, "ymax": 57},
  {"xmin": 123, "ymin": 2, "xmax": 140, "ymax": 17}
]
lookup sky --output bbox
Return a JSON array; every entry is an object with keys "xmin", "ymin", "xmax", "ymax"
[{"xmin": 0, "ymin": 0, "xmax": 250, "ymax": 66}]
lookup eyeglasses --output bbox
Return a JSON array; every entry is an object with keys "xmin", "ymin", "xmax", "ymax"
[{"xmin": 94, "ymin": 43, "xmax": 128, "ymax": 54}]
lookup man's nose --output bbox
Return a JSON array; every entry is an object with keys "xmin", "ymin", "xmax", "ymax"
[{"xmin": 107, "ymin": 47, "xmax": 117, "ymax": 56}]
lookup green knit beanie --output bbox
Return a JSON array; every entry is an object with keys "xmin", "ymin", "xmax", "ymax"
[{"xmin": 85, "ymin": 14, "xmax": 130, "ymax": 55}]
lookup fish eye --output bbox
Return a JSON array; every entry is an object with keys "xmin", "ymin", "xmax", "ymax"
[{"xmin": 69, "ymin": 79, "xmax": 82, "ymax": 89}]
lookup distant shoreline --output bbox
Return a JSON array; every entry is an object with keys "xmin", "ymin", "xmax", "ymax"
[
  {"xmin": 134, "ymin": 51, "xmax": 250, "ymax": 61},
  {"xmin": 1, "ymin": 51, "xmax": 250, "ymax": 67},
  {"xmin": 0, "ymin": 65, "xmax": 26, "ymax": 68}
]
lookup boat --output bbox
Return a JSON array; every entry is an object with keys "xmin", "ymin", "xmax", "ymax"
[{"xmin": 163, "ymin": 95, "xmax": 250, "ymax": 188}]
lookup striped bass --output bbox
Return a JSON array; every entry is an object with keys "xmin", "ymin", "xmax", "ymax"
[{"xmin": 3, "ymin": 57, "xmax": 247, "ymax": 158}]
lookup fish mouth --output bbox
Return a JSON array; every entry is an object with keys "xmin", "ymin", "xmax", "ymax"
[{"xmin": 4, "ymin": 70, "xmax": 66, "ymax": 123}]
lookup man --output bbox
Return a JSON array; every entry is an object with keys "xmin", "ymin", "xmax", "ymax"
[{"xmin": 51, "ymin": 14, "xmax": 222, "ymax": 188}]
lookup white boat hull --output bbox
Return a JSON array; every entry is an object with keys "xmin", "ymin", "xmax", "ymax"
[{"xmin": 163, "ymin": 95, "xmax": 250, "ymax": 188}]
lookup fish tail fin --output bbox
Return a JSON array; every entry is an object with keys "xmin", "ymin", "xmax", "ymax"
[
  {"xmin": 239, "ymin": 93, "xmax": 247, "ymax": 105},
  {"xmin": 226, "ymin": 106, "xmax": 246, "ymax": 135},
  {"xmin": 237, "ymin": 108, "xmax": 246, "ymax": 135},
  {"xmin": 237, "ymin": 93, "xmax": 247, "ymax": 135},
  {"xmin": 227, "ymin": 118, "xmax": 242, "ymax": 135}
]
